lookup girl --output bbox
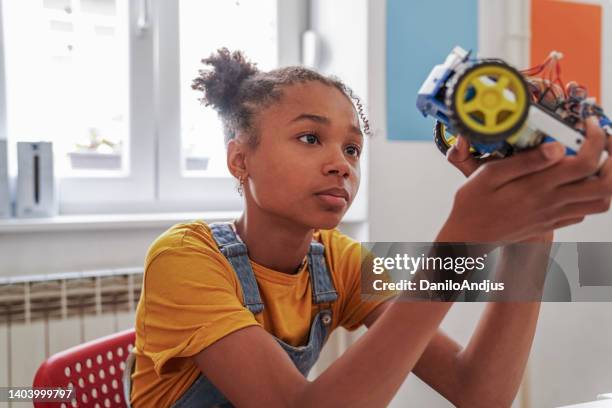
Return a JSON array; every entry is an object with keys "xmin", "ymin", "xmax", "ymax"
[{"xmin": 130, "ymin": 48, "xmax": 611, "ymax": 407}]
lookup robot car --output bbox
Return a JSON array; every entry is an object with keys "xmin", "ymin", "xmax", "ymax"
[{"xmin": 416, "ymin": 46, "xmax": 611, "ymax": 161}]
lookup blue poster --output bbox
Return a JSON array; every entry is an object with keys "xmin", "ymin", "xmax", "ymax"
[{"xmin": 386, "ymin": 0, "xmax": 478, "ymax": 140}]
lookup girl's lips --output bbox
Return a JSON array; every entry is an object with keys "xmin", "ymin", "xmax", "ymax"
[{"xmin": 316, "ymin": 193, "xmax": 348, "ymax": 209}]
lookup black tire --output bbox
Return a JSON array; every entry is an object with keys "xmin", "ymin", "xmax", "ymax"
[{"xmin": 433, "ymin": 121, "xmax": 451, "ymax": 156}]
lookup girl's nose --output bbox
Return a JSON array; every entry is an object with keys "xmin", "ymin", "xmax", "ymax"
[{"xmin": 322, "ymin": 150, "xmax": 351, "ymax": 178}]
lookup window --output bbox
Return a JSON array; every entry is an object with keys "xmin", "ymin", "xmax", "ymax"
[
  {"xmin": 0, "ymin": 0, "xmax": 307, "ymax": 213},
  {"xmin": 4, "ymin": 0, "xmax": 129, "ymax": 175},
  {"xmin": 156, "ymin": 0, "xmax": 305, "ymax": 205},
  {"xmin": 179, "ymin": 0, "xmax": 278, "ymax": 177}
]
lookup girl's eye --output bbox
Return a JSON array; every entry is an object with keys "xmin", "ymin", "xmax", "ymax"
[
  {"xmin": 298, "ymin": 133, "xmax": 319, "ymax": 145},
  {"xmin": 345, "ymin": 144, "xmax": 362, "ymax": 158}
]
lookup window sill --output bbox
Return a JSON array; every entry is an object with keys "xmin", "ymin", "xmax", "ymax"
[
  {"xmin": 0, "ymin": 211, "xmax": 366, "ymax": 234},
  {"xmin": 0, "ymin": 211, "xmax": 241, "ymax": 233}
]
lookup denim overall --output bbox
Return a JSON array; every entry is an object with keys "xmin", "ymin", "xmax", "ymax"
[{"xmin": 167, "ymin": 222, "xmax": 338, "ymax": 407}]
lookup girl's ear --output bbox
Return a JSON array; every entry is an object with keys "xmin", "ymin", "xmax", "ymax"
[{"xmin": 227, "ymin": 139, "xmax": 248, "ymax": 179}]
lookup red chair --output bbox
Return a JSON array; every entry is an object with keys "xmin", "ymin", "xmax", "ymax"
[{"xmin": 33, "ymin": 329, "xmax": 136, "ymax": 408}]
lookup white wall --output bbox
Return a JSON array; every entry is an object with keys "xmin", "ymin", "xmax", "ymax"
[
  {"xmin": 0, "ymin": 225, "xmax": 162, "ymax": 277},
  {"xmin": 0, "ymin": 219, "xmax": 367, "ymax": 277}
]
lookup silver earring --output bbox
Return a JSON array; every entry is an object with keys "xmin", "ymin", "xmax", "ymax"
[{"xmin": 237, "ymin": 176, "xmax": 245, "ymax": 196}]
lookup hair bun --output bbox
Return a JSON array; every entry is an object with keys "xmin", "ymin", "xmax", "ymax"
[{"xmin": 192, "ymin": 48, "xmax": 259, "ymax": 115}]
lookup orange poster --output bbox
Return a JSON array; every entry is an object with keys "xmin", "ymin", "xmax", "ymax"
[{"xmin": 531, "ymin": 0, "xmax": 602, "ymax": 102}]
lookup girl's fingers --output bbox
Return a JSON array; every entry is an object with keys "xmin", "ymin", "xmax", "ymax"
[
  {"xmin": 553, "ymin": 178, "xmax": 612, "ymax": 205},
  {"xmin": 446, "ymin": 135, "xmax": 480, "ymax": 177},
  {"xmin": 552, "ymin": 216, "xmax": 586, "ymax": 230},
  {"xmin": 555, "ymin": 198, "xmax": 611, "ymax": 220},
  {"xmin": 519, "ymin": 117, "xmax": 609, "ymax": 190},
  {"xmin": 584, "ymin": 116, "xmax": 607, "ymax": 153},
  {"xmin": 552, "ymin": 157, "xmax": 612, "ymax": 204},
  {"xmin": 550, "ymin": 117, "xmax": 607, "ymax": 185},
  {"xmin": 476, "ymin": 142, "xmax": 565, "ymax": 189}
]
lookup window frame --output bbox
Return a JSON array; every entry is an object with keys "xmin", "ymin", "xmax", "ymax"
[
  {"xmin": 0, "ymin": 0, "xmax": 6, "ymax": 143},
  {"xmin": 155, "ymin": 0, "xmax": 307, "ymax": 209},
  {"xmin": 60, "ymin": 0, "xmax": 157, "ymax": 213}
]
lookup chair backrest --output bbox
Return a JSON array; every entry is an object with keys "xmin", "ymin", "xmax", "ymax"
[{"xmin": 33, "ymin": 328, "xmax": 135, "ymax": 408}]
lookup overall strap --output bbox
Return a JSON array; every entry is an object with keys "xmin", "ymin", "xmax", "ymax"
[
  {"xmin": 307, "ymin": 242, "xmax": 338, "ymax": 305},
  {"xmin": 209, "ymin": 222, "xmax": 264, "ymax": 314}
]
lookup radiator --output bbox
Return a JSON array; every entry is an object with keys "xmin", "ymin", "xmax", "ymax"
[{"xmin": 0, "ymin": 267, "xmax": 142, "ymax": 402}]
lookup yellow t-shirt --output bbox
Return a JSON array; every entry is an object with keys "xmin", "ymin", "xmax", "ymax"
[{"xmin": 131, "ymin": 220, "xmax": 391, "ymax": 407}]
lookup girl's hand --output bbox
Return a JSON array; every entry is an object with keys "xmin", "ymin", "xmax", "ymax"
[
  {"xmin": 445, "ymin": 134, "xmax": 554, "ymax": 243},
  {"xmin": 439, "ymin": 117, "xmax": 611, "ymax": 243}
]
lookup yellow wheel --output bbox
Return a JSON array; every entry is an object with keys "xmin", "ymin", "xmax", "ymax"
[
  {"xmin": 433, "ymin": 121, "xmax": 478, "ymax": 157},
  {"xmin": 446, "ymin": 61, "xmax": 529, "ymax": 143}
]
